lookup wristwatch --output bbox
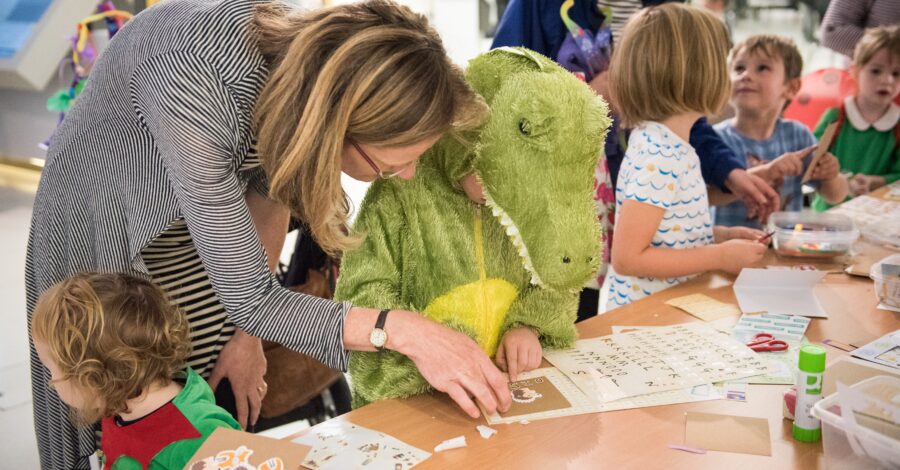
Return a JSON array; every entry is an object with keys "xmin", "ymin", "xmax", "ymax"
[{"xmin": 369, "ymin": 309, "xmax": 391, "ymax": 351}]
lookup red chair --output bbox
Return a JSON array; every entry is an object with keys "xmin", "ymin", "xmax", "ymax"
[{"xmin": 784, "ymin": 67, "xmax": 857, "ymax": 133}]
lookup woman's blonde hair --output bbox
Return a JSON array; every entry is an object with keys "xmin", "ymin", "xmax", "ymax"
[
  {"xmin": 253, "ymin": 0, "xmax": 487, "ymax": 255},
  {"xmin": 610, "ymin": 3, "xmax": 731, "ymax": 128},
  {"xmin": 31, "ymin": 273, "xmax": 191, "ymax": 423},
  {"xmin": 854, "ymin": 24, "xmax": 900, "ymax": 69}
]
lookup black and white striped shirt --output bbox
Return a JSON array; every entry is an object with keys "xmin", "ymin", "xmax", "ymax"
[{"xmin": 25, "ymin": 1, "xmax": 349, "ymax": 467}]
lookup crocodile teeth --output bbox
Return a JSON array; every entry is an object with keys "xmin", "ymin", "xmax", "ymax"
[{"xmin": 480, "ymin": 183, "xmax": 546, "ymax": 288}]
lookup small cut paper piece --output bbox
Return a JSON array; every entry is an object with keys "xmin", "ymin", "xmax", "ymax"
[
  {"xmin": 476, "ymin": 425, "xmax": 497, "ymax": 439},
  {"xmin": 434, "ymin": 436, "xmax": 466, "ymax": 452},
  {"xmin": 684, "ymin": 412, "xmax": 771, "ymax": 456}
]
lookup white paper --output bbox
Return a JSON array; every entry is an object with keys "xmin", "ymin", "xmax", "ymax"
[
  {"xmin": 292, "ymin": 419, "xmax": 430, "ymax": 469},
  {"xmin": 544, "ymin": 323, "xmax": 772, "ymax": 402},
  {"xmin": 475, "ymin": 425, "xmax": 497, "ymax": 439},
  {"xmin": 733, "ymin": 268, "xmax": 828, "ymax": 317},
  {"xmin": 434, "ymin": 436, "xmax": 466, "ymax": 452}
]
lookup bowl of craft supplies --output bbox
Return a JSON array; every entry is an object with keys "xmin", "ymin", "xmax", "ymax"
[
  {"xmin": 812, "ymin": 375, "xmax": 900, "ymax": 470},
  {"xmin": 870, "ymin": 254, "xmax": 900, "ymax": 308},
  {"xmin": 767, "ymin": 211, "xmax": 859, "ymax": 259}
]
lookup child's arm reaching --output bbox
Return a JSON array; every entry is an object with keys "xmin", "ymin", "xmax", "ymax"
[
  {"xmin": 495, "ymin": 327, "xmax": 542, "ymax": 382},
  {"xmin": 809, "ymin": 152, "xmax": 849, "ymax": 204},
  {"xmin": 612, "ymin": 200, "xmax": 767, "ymax": 277},
  {"xmin": 849, "ymin": 174, "xmax": 887, "ymax": 196}
]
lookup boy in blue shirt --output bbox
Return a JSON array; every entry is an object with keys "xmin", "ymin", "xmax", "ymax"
[{"xmin": 713, "ymin": 35, "xmax": 848, "ymax": 227}]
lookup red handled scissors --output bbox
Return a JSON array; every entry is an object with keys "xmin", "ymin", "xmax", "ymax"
[{"xmin": 746, "ymin": 333, "xmax": 789, "ymax": 352}]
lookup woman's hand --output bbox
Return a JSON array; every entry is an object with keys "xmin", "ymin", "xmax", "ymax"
[
  {"xmin": 207, "ymin": 328, "xmax": 268, "ymax": 429},
  {"xmin": 495, "ymin": 327, "xmax": 542, "ymax": 382}
]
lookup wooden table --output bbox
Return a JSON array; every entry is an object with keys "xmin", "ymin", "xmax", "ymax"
[{"xmin": 289, "ymin": 189, "xmax": 900, "ymax": 468}]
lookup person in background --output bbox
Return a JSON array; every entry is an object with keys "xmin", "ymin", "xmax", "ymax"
[
  {"xmin": 819, "ymin": 0, "xmax": 900, "ymax": 59},
  {"xmin": 713, "ymin": 35, "xmax": 849, "ymax": 227},
  {"xmin": 608, "ymin": 4, "xmax": 767, "ymax": 308},
  {"xmin": 812, "ymin": 25, "xmax": 900, "ymax": 210},
  {"xmin": 492, "ymin": 0, "xmax": 779, "ymax": 316},
  {"xmin": 31, "ymin": 273, "xmax": 240, "ymax": 469}
]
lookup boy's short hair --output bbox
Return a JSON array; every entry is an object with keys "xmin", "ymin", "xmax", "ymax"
[
  {"xmin": 730, "ymin": 35, "xmax": 803, "ymax": 81},
  {"xmin": 31, "ymin": 273, "xmax": 190, "ymax": 423},
  {"xmin": 610, "ymin": 3, "xmax": 731, "ymax": 128},
  {"xmin": 854, "ymin": 25, "xmax": 900, "ymax": 69}
]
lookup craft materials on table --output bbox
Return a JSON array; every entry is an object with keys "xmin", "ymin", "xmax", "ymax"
[
  {"xmin": 664, "ymin": 293, "xmax": 741, "ymax": 322},
  {"xmin": 870, "ymin": 254, "xmax": 900, "ymax": 311},
  {"xmin": 767, "ymin": 211, "xmax": 858, "ymax": 259},
  {"xmin": 850, "ymin": 330, "xmax": 900, "ymax": 370},
  {"xmin": 730, "ymin": 313, "xmax": 811, "ymax": 385},
  {"xmin": 292, "ymin": 419, "xmax": 430, "ymax": 469},
  {"xmin": 733, "ymin": 268, "xmax": 828, "ymax": 317},
  {"xmin": 186, "ymin": 427, "xmax": 309, "ymax": 470},
  {"xmin": 434, "ymin": 436, "xmax": 466, "ymax": 453},
  {"xmin": 544, "ymin": 323, "xmax": 772, "ymax": 403},
  {"xmin": 683, "ymin": 412, "xmax": 772, "ymax": 456},
  {"xmin": 829, "ymin": 194, "xmax": 900, "ymax": 229},
  {"xmin": 793, "ymin": 345, "xmax": 826, "ymax": 442},
  {"xmin": 745, "ymin": 333, "xmax": 789, "ymax": 352}
]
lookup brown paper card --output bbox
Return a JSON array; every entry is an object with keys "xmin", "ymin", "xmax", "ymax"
[
  {"xmin": 499, "ymin": 375, "xmax": 572, "ymax": 418},
  {"xmin": 684, "ymin": 411, "xmax": 772, "ymax": 456},
  {"xmin": 665, "ymin": 294, "xmax": 741, "ymax": 322},
  {"xmin": 183, "ymin": 427, "xmax": 310, "ymax": 470},
  {"xmin": 801, "ymin": 121, "xmax": 837, "ymax": 183},
  {"xmin": 822, "ymin": 356, "xmax": 900, "ymax": 397}
]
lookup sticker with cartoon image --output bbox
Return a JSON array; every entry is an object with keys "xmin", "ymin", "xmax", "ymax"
[{"xmin": 501, "ymin": 376, "xmax": 572, "ymax": 417}]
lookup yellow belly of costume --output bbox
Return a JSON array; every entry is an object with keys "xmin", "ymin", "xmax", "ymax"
[{"xmin": 424, "ymin": 279, "xmax": 518, "ymax": 356}]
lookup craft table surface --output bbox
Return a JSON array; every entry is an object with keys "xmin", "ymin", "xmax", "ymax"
[{"xmin": 287, "ymin": 189, "xmax": 900, "ymax": 469}]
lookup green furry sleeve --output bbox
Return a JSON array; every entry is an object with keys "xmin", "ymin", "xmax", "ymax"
[
  {"xmin": 501, "ymin": 288, "xmax": 579, "ymax": 350},
  {"xmin": 335, "ymin": 181, "xmax": 432, "ymax": 408}
]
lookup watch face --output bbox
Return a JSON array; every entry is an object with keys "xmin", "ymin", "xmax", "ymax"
[{"xmin": 369, "ymin": 328, "xmax": 387, "ymax": 348}]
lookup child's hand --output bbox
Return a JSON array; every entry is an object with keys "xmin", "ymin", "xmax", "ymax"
[
  {"xmin": 809, "ymin": 152, "xmax": 840, "ymax": 181},
  {"xmin": 713, "ymin": 225, "xmax": 766, "ymax": 243},
  {"xmin": 495, "ymin": 327, "xmax": 542, "ymax": 382},
  {"xmin": 849, "ymin": 174, "xmax": 886, "ymax": 196},
  {"xmin": 459, "ymin": 172, "xmax": 485, "ymax": 204},
  {"xmin": 765, "ymin": 146, "xmax": 814, "ymax": 180},
  {"xmin": 716, "ymin": 239, "xmax": 767, "ymax": 274}
]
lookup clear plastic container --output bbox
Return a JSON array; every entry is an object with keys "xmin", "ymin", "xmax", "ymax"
[
  {"xmin": 870, "ymin": 254, "xmax": 900, "ymax": 308},
  {"xmin": 811, "ymin": 375, "xmax": 900, "ymax": 470},
  {"xmin": 767, "ymin": 211, "xmax": 859, "ymax": 259}
]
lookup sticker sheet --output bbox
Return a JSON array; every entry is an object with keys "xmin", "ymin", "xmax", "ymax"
[
  {"xmin": 829, "ymin": 194, "xmax": 900, "ymax": 227},
  {"xmin": 292, "ymin": 420, "xmax": 430, "ymax": 470},
  {"xmin": 544, "ymin": 323, "xmax": 772, "ymax": 402}
]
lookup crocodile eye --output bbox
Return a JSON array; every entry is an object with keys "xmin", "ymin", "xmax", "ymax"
[
  {"xmin": 562, "ymin": 256, "xmax": 571, "ymax": 264},
  {"xmin": 518, "ymin": 118, "xmax": 532, "ymax": 136}
]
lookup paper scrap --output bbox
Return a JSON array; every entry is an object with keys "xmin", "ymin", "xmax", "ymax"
[
  {"xmin": 482, "ymin": 368, "xmax": 596, "ymax": 425},
  {"xmin": 476, "ymin": 425, "xmax": 497, "ymax": 439},
  {"xmin": 434, "ymin": 436, "xmax": 466, "ymax": 452},
  {"xmin": 665, "ymin": 294, "xmax": 742, "ymax": 321},
  {"xmin": 292, "ymin": 419, "xmax": 430, "ymax": 469},
  {"xmin": 684, "ymin": 412, "xmax": 772, "ymax": 456},
  {"xmin": 823, "ymin": 339, "xmax": 855, "ymax": 352},
  {"xmin": 667, "ymin": 444, "xmax": 706, "ymax": 454},
  {"xmin": 724, "ymin": 382, "xmax": 747, "ymax": 402}
]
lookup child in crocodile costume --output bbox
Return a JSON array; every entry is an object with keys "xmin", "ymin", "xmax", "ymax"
[{"xmin": 335, "ymin": 47, "xmax": 611, "ymax": 408}]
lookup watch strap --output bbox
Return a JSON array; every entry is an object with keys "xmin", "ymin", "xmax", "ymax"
[{"xmin": 375, "ymin": 309, "xmax": 390, "ymax": 330}]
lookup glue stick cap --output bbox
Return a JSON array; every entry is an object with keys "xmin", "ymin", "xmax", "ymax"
[{"xmin": 798, "ymin": 345, "xmax": 826, "ymax": 373}]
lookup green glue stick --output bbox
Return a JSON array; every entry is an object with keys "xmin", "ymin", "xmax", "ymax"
[{"xmin": 793, "ymin": 344, "xmax": 826, "ymax": 442}]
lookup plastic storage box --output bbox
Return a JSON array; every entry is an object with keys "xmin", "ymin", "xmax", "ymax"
[
  {"xmin": 870, "ymin": 254, "xmax": 900, "ymax": 309},
  {"xmin": 811, "ymin": 375, "xmax": 900, "ymax": 470},
  {"xmin": 767, "ymin": 211, "xmax": 859, "ymax": 259}
]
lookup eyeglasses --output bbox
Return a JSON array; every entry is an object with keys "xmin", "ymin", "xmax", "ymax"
[{"xmin": 348, "ymin": 138, "xmax": 411, "ymax": 179}]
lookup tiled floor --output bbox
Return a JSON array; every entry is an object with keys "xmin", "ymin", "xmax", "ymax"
[{"xmin": 0, "ymin": 6, "xmax": 846, "ymax": 467}]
